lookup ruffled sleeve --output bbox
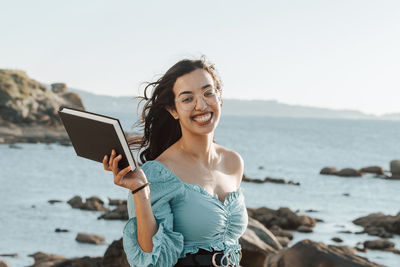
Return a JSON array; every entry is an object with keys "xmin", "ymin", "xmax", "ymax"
[{"xmin": 123, "ymin": 161, "xmax": 185, "ymax": 267}]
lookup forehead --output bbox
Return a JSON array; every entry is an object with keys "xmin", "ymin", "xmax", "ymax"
[{"xmin": 173, "ymin": 68, "xmax": 214, "ymax": 95}]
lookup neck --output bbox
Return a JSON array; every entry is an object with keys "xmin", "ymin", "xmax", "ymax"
[{"xmin": 178, "ymin": 132, "xmax": 216, "ymax": 166}]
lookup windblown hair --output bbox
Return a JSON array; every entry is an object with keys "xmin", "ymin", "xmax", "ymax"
[{"xmin": 130, "ymin": 57, "xmax": 222, "ymax": 164}]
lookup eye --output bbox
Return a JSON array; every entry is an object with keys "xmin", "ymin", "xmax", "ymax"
[
  {"xmin": 204, "ymin": 89, "xmax": 216, "ymax": 97},
  {"xmin": 182, "ymin": 96, "xmax": 193, "ymax": 103}
]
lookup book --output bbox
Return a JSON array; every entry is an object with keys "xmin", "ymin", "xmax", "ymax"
[{"xmin": 58, "ymin": 107, "xmax": 137, "ymax": 171}]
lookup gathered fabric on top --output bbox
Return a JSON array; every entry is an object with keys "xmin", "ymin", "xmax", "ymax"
[{"xmin": 123, "ymin": 160, "xmax": 248, "ymax": 267}]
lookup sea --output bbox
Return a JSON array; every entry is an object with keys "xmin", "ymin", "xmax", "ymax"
[{"xmin": 1, "ymin": 115, "xmax": 399, "ymax": 267}]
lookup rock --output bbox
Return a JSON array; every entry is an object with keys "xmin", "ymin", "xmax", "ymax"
[
  {"xmin": 51, "ymin": 83, "xmax": 67, "ymax": 94},
  {"xmin": 263, "ymin": 177, "xmax": 300, "ymax": 186},
  {"xmin": 53, "ymin": 257, "xmax": 102, "ymax": 267},
  {"xmin": 363, "ymin": 226, "xmax": 393, "ymax": 238},
  {"xmin": 353, "ymin": 212, "xmax": 400, "ymax": 235},
  {"xmin": 98, "ymin": 204, "xmax": 128, "ymax": 220},
  {"xmin": 239, "ymin": 229, "xmax": 275, "ymax": 267},
  {"xmin": 389, "ymin": 160, "xmax": 400, "ymax": 179},
  {"xmin": 55, "ymin": 228, "xmax": 69, "ymax": 233},
  {"xmin": 108, "ymin": 198, "xmax": 127, "ymax": 206},
  {"xmin": 247, "ymin": 207, "xmax": 316, "ymax": 230},
  {"xmin": 67, "ymin": 196, "xmax": 83, "ymax": 209},
  {"xmin": 48, "ymin": 200, "xmax": 62, "ymax": 204},
  {"xmin": 242, "ymin": 174, "xmax": 300, "ymax": 185},
  {"xmin": 102, "ymin": 238, "xmax": 130, "ymax": 267},
  {"xmin": 67, "ymin": 195, "xmax": 108, "ymax": 211},
  {"xmin": 384, "ymin": 247, "xmax": 400, "ymax": 255},
  {"xmin": 297, "ymin": 225, "xmax": 313, "ymax": 233},
  {"xmin": 75, "ymin": 233, "xmax": 105, "ymax": 245},
  {"xmin": 269, "ymin": 225, "xmax": 293, "ymax": 240},
  {"xmin": 320, "ymin": 167, "xmax": 339, "ymax": 175},
  {"xmin": 246, "ymin": 217, "xmax": 282, "ymax": 250},
  {"xmin": 305, "ymin": 209, "xmax": 318, "ymax": 213},
  {"xmin": 0, "ymin": 69, "xmax": 84, "ymax": 144},
  {"xmin": 360, "ymin": 166, "xmax": 385, "ymax": 175},
  {"xmin": 28, "ymin": 252, "xmax": 66, "ymax": 267},
  {"xmin": 332, "ymin": 237, "xmax": 343, "ymax": 243},
  {"xmin": 0, "ymin": 254, "xmax": 17, "ymax": 257},
  {"xmin": 81, "ymin": 196, "xmax": 108, "ymax": 211},
  {"xmin": 266, "ymin": 239, "xmax": 384, "ymax": 267},
  {"xmin": 337, "ymin": 168, "xmax": 363, "ymax": 177},
  {"xmin": 0, "ymin": 261, "xmax": 10, "ymax": 267},
  {"xmin": 343, "ymin": 193, "xmax": 350, "ymax": 197},
  {"xmin": 364, "ymin": 239, "xmax": 395, "ymax": 250},
  {"xmin": 276, "ymin": 236, "xmax": 291, "ymax": 247},
  {"xmin": 338, "ymin": 230, "xmax": 352, "ymax": 234}
]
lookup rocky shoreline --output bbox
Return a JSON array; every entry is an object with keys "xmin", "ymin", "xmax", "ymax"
[{"xmin": 1, "ymin": 194, "xmax": 398, "ymax": 267}]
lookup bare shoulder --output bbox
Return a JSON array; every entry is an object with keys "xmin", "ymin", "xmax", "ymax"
[
  {"xmin": 155, "ymin": 143, "xmax": 179, "ymax": 168},
  {"xmin": 215, "ymin": 144, "xmax": 244, "ymax": 185}
]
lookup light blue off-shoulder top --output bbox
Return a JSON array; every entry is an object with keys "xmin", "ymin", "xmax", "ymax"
[{"xmin": 123, "ymin": 160, "xmax": 248, "ymax": 267}]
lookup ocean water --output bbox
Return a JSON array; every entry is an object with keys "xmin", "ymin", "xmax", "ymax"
[{"xmin": 0, "ymin": 116, "xmax": 399, "ymax": 267}]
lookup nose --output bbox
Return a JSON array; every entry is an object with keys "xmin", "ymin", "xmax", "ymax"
[{"xmin": 194, "ymin": 94, "xmax": 207, "ymax": 110}]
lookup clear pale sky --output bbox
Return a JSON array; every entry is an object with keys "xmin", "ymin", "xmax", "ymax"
[{"xmin": 1, "ymin": 0, "xmax": 399, "ymax": 115}]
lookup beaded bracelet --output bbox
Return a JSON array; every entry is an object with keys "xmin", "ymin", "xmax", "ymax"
[{"xmin": 131, "ymin": 182, "xmax": 150, "ymax": 195}]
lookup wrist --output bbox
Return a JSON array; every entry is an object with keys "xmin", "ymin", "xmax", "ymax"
[{"xmin": 131, "ymin": 182, "xmax": 150, "ymax": 195}]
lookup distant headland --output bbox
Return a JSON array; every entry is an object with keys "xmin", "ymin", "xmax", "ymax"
[{"xmin": 0, "ymin": 69, "xmax": 84, "ymax": 144}]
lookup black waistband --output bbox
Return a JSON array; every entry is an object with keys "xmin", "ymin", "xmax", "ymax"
[{"xmin": 174, "ymin": 249, "xmax": 225, "ymax": 267}]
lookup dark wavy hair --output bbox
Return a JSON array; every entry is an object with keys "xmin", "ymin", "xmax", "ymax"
[{"xmin": 129, "ymin": 57, "xmax": 222, "ymax": 164}]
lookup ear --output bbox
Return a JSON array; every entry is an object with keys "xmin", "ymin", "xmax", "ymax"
[{"xmin": 166, "ymin": 106, "xmax": 179, "ymax": 120}]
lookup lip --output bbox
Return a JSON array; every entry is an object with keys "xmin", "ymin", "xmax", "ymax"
[
  {"xmin": 191, "ymin": 111, "xmax": 212, "ymax": 119},
  {"xmin": 191, "ymin": 112, "xmax": 213, "ymax": 125}
]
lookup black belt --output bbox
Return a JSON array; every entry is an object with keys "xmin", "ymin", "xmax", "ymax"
[{"xmin": 174, "ymin": 249, "xmax": 239, "ymax": 267}]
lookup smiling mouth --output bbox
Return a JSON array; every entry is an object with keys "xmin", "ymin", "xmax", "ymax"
[{"xmin": 191, "ymin": 112, "xmax": 213, "ymax": 123}]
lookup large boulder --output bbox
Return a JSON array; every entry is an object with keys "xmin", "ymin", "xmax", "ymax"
[
  {"xmin": 239, "ymin": 227, "xmax": 277, "ymax": 267},
  {"xmin": 0, "ymin": 70, "xmax": 84, "ymax": 143},
  {"xmin": 266, "ymin": 239, "xmax": 384, "ymax": 267},
  {"xmin": 102, "ymin": 238, "xmax": 130, "ymax": 267}
]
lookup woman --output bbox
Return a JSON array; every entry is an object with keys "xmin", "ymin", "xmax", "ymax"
[{"xmin": 103, "ymin": 58, "xmax": 248, "ymax": 267}]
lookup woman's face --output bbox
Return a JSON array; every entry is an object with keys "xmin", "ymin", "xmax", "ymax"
[{"xmin": 168, "ymin": 68, "xmax": 221, "ymax": 136}]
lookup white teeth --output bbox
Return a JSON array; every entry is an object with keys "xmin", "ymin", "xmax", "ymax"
[{"xmin": 193, "ymin": 113, "xmax": 212, "ymax": 122}]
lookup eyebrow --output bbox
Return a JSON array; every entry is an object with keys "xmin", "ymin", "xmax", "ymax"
[{"xmin": 178, "ymin": 84, "xmax": 212, "ymax": 97}]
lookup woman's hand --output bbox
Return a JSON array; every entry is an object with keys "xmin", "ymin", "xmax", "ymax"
[{"xmin": 103, "ymin": 149, "xmax": 148, "ymax": 191}]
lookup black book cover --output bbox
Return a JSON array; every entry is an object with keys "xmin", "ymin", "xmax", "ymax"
[{"xmin": 58, "ymin": 107, "xmax": 136, "ymax": 171}]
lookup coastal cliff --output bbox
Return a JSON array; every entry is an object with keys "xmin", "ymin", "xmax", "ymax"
[{"xmin": 0, "ymin": 69, "xmax": 84, "ymax": 144}]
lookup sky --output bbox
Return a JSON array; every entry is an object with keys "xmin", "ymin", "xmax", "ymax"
[{"xmin": 1, "ymin": 0, "xmax": 399, "ymax": 115}]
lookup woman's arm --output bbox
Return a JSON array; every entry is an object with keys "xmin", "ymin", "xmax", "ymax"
[
  {"xmin": 131, "ymin": 185, "xmax": 158, "ymax": 252},
  {"xmin": 103, "ymin": 150, "xmax": 157, "ymax": 252}
]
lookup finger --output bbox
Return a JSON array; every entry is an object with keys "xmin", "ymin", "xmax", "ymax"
[
  {"xmin": 109, "ymin": 149, "xmax": 116, "ymax": 166},
  {"xmin": 103, "ymin": 155, "xmax": 109, "ymax": 170},
  {"xmin": 114, "ymin": 165, "xmax": 132, "ymax": 186},
  {"xmin": 111, "ymin": 154, "xmax": 122, "ymax": 175}
]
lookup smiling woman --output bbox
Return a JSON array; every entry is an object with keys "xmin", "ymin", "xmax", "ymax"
[{"xmin": 102, "ymin": 57, "xmax": 248, "ymax": 267}]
